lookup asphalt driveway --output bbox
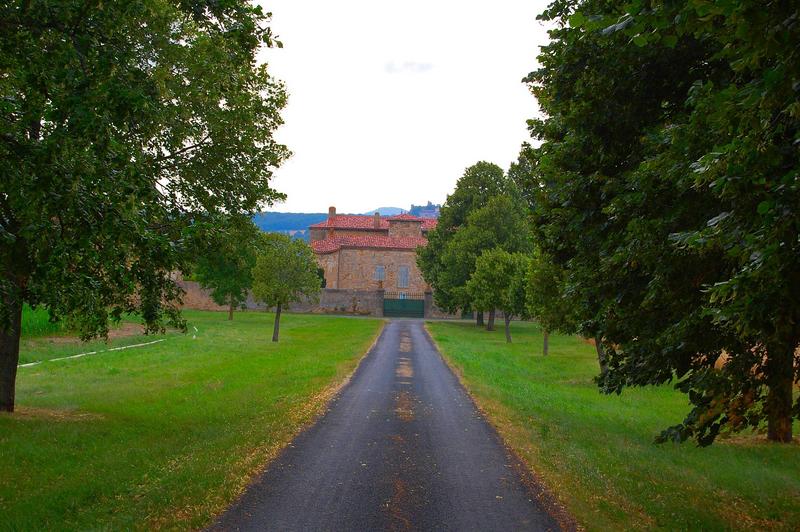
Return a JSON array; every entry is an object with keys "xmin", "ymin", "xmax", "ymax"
[{"xmin": 211, "ymin": 320, "xmax": 560, "ymax": 531}]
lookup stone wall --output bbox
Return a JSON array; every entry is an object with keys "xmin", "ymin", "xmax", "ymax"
[
  {"xmin": 177, "ymin": 279, "xmax": 267, "ymax": 311},
  {"xmin": 288, "ymin": 289, "xmax": 384, "ymax": 316},
  {"xmin": 178, "ymin": 281, "xmax": 461, "ymax": 319}
]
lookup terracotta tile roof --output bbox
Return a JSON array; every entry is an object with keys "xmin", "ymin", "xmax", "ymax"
[
  {"xmin": 311, "ymin": 235, "xmax": 428, "ymax": 254},
  {"xmin": 309, "ymin": 215, "xmax": 389, "ymax": 230},
  {"xmin": 309, "ymin": 214, "xmax": 438, "ymax": 232}
]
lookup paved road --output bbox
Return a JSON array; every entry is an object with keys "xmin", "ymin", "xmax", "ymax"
[{"xmin": 211, "ymin": 320, "xmax": 559, "ymax": 531}]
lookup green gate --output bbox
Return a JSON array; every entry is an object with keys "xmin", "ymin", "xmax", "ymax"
[{"xmin": 383, "ymin": 292, "xmax": 425, "ymax": 318}]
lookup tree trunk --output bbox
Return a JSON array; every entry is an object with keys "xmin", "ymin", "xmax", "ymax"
[
  {"xmin": 594, "ymin": 336, "xmax": 608, "ymax": 375},
  {"xmin": 504, "ymin": 314, "xmax": 512, "ymax": 343},
  {"xmin": 476, "ymin": 311, "xmax": 484, "ymax": 327},
  {"xmin": 486, "ymin": 309, "xmax": 495, "ymax": 331},
  {"xmin": 766, "ymin": 338, "xmax": 795, "ymax": 442},
  {"xmin": 272, "ymin": 303, "xmax": 282, "ymax": 342},
  {"xmin": 228, "ymin": 296, "xmax": 234, "ymax": 321},
  {"xmin": 0, "ymin": 287, "xmax": 23, "ymax": 413},
  {"xmin": 543, "ymin": 330, "xmax": 549, "ymax": 357}
]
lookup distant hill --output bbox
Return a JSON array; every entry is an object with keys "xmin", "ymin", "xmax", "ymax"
[{"xmin": 252, "ymin": 212, "xmax": 327, "ymax": 231}]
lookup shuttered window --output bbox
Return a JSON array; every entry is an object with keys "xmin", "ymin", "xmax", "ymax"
[{"xmin": 398, "ymin": 266, "xmax": 409, "ymax": 288}]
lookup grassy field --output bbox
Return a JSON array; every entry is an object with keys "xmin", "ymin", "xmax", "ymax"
[
  {"xmin": 20, "ymin": 304, "xmax": 68, "ymax": 338},
  {"xmin": 427, "ymin": 320, "xmax": 800, "ymax": 531},
  {"xmin": 1, "ymin": 310, "xmax": 382, "ymax": 530}
]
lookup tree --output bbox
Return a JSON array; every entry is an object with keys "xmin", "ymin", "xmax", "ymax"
[
  {"xmin": 251, "ymin": 234, "xmax": 321, "ymax": 342},
  {"xmin": 525, "ymin": 0, "xmax": 799, "ymax": 443},
  {"xmin": 192, "ymin": 216, "xmax": 262, "ymax": 321},
  {"xmin": 526, "ymin": 249, "xmax": 574, "ymax": 357},
  {"xmin": 440, "ymin": 194, "xmax": 532, "ymax": 331},
  {"xmin": 467, "ymin": 249, "xmax": 530, "ymax": 343},
  {"xmin": 0, "ymin": 1, "xmax": 289, "ymax": 412},
  {"xmin": 418, "ymin": 162, "xmax": 509, "ymax": 325}
]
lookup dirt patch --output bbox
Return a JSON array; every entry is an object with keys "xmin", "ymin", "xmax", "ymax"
[
  {"xmin": 41, "ymin": 322, "xmax": 148, "ymax": 345},
  {"xmin": 394, "ymin": 391, "xmax": 415, "ymax": 422},
  {"xmin": 4, "ymin": 406, "xmax": 104, "ymax": 422}
]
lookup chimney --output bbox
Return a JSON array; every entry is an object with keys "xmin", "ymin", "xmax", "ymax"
[
  {"xmin": 373, "ymin": 212, "xmax": 381, "ymax": 229},
  {"xmin": 328, "ymin": 206, "xmax": 336, "ymax": 219}
]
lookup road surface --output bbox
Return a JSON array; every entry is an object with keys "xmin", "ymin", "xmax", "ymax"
[{"xmin": 211, "ymin": 320, "xmax": 560, "ymax": 531}]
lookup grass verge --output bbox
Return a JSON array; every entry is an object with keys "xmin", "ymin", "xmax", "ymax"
[
  {"xmin": 427, "ymin": 320, "xmax": 800, "ymax": 531},
  {"xmin": 1, "ymin": 310, "xmax": 382, "ymax": 530}
]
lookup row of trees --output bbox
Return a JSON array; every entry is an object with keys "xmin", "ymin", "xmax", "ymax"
[
  {"xmin": 513, "ymin": 0, "xmax": 799, "ymax": 444},
  {"xmin": 418, "ymin": 162, "xmax": 565, "ymax": 351},
  {"xmin": 191, "ymin": 216, "xmax": 321, "ymax": 341},
  {"xmin": 424, "ymin": 0, "xmax": 799, "ymax": 445}
]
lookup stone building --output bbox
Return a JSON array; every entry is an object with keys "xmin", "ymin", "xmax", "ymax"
[{"xmin": 309, "ymin": 207, "xmax": 436, "ymax": 295}]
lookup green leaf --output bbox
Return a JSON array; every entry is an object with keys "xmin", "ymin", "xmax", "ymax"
[
  {"xmin": 632, "ymin": 34, "xmax": 648, "ymax": 47},
  {"xmin": 569, "ymin": 12, "xmax": 587, "ymax": 28},
  {"xmin": 756, "ymin": 201, "xmax": 772, "ymax": 215},
  {"xmin": 662, "ymin": 34, "xmax": 678, "ymax": 48}
]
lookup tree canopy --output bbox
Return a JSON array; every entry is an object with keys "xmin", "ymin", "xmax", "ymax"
[
  {"xmin": 524, "ymin": 0, "xmax": 800, "ymax": 443},
  {"xmin": 192, "ymin": 216, "xmax": 263, "ymax": 320},
  {"xmin": 467, "ymin": 249, "xmax": 530, "ymax": 343},
  {"xmin": 418, "ymin": 162, "xmax": 530, "ymax": 321},
  {"xmin": 0, "ymin": 0, "xmax": 289, "ymax": 411}
]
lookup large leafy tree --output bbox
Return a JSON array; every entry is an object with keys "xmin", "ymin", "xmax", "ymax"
[
  {"xmin": 192, "ymin": 216, "xmax": 262, "ymax": 321},
  {"xmin": 440, "ymin": 194, "xmax": 532, "ymax": 330},
  {"xmin": 526, "ymin": 0, "xmax": 799, "ymax": 443},
  {"xmin": 251, "ymin": 234, "xmax": 321, "ymax": 342},
  {"xmin": 417, "ymin": 161, "xmax": 509, "ymax": 323},
  {"xmin": 0, "ymin": 1, "xmax": 289, "ymax": 411},
  {"xmin": 467, "ymin": 249, "xmax": 530, "ymax": 343}
]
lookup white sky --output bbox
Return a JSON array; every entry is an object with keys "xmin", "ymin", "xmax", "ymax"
[{"xmin": 258, "ymin": 0, "xmax": 551, "ymax": 213}]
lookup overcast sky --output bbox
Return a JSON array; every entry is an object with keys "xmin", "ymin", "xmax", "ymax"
[{"xmin": 258, "ymin": 0, "xmax": 551, "ymax": 213}]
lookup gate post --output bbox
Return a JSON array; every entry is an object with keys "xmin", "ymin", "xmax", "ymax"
[
  {"xmin": 424, "ymin": 291, "xmax": 433, "ymax": 319},
  {"xmin": 376, "ymin": 289, "xmax": 385, "ymax": 317}
]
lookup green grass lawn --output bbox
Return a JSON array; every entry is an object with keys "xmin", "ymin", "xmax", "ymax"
[
  {"xmin": 427, "ymin": 320, "xmax": 800, "ymax": 531},
  {"xmin": 1, "ymin": 310, "xmax": 382, "ymax": 530}
]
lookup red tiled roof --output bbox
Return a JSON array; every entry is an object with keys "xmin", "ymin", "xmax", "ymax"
[
  {"xmin": 309, "ymin": 214, "xmax": 438, "ymax": 231},
  {"xmin": 309, "ymin": 215, "xmax": 389, "ymax": 230},
  {"xmin": 311, "ymin": 235, "xmax": 428, "ymax": 254}
]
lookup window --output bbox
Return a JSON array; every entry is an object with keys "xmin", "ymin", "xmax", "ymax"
[
  {"xmin": 373, "ymin": 265, "xmax": 385, "ymax": 281},
  {"xmin": 398, "ymin": 266, "xmax": 409, "ymax": 288}
]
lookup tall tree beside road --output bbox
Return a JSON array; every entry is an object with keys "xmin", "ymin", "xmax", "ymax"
[
  {"xmin": 418, "ymin": 162, "xmax": 508, "ymax": 323},
  {"xmin": 441, "ymin": 194, "xmax": 532, "ymax": 331},
  {"xmin": 525, "ymin": 0, "xmax": 799, "ymax": 443},
  {"xmin": 467, "ymin": 249, "xmax": 530, "ymax": 343},
  {"xmin": 0, "ymin": 0, "xmax": 289, "ymax": 412}
]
